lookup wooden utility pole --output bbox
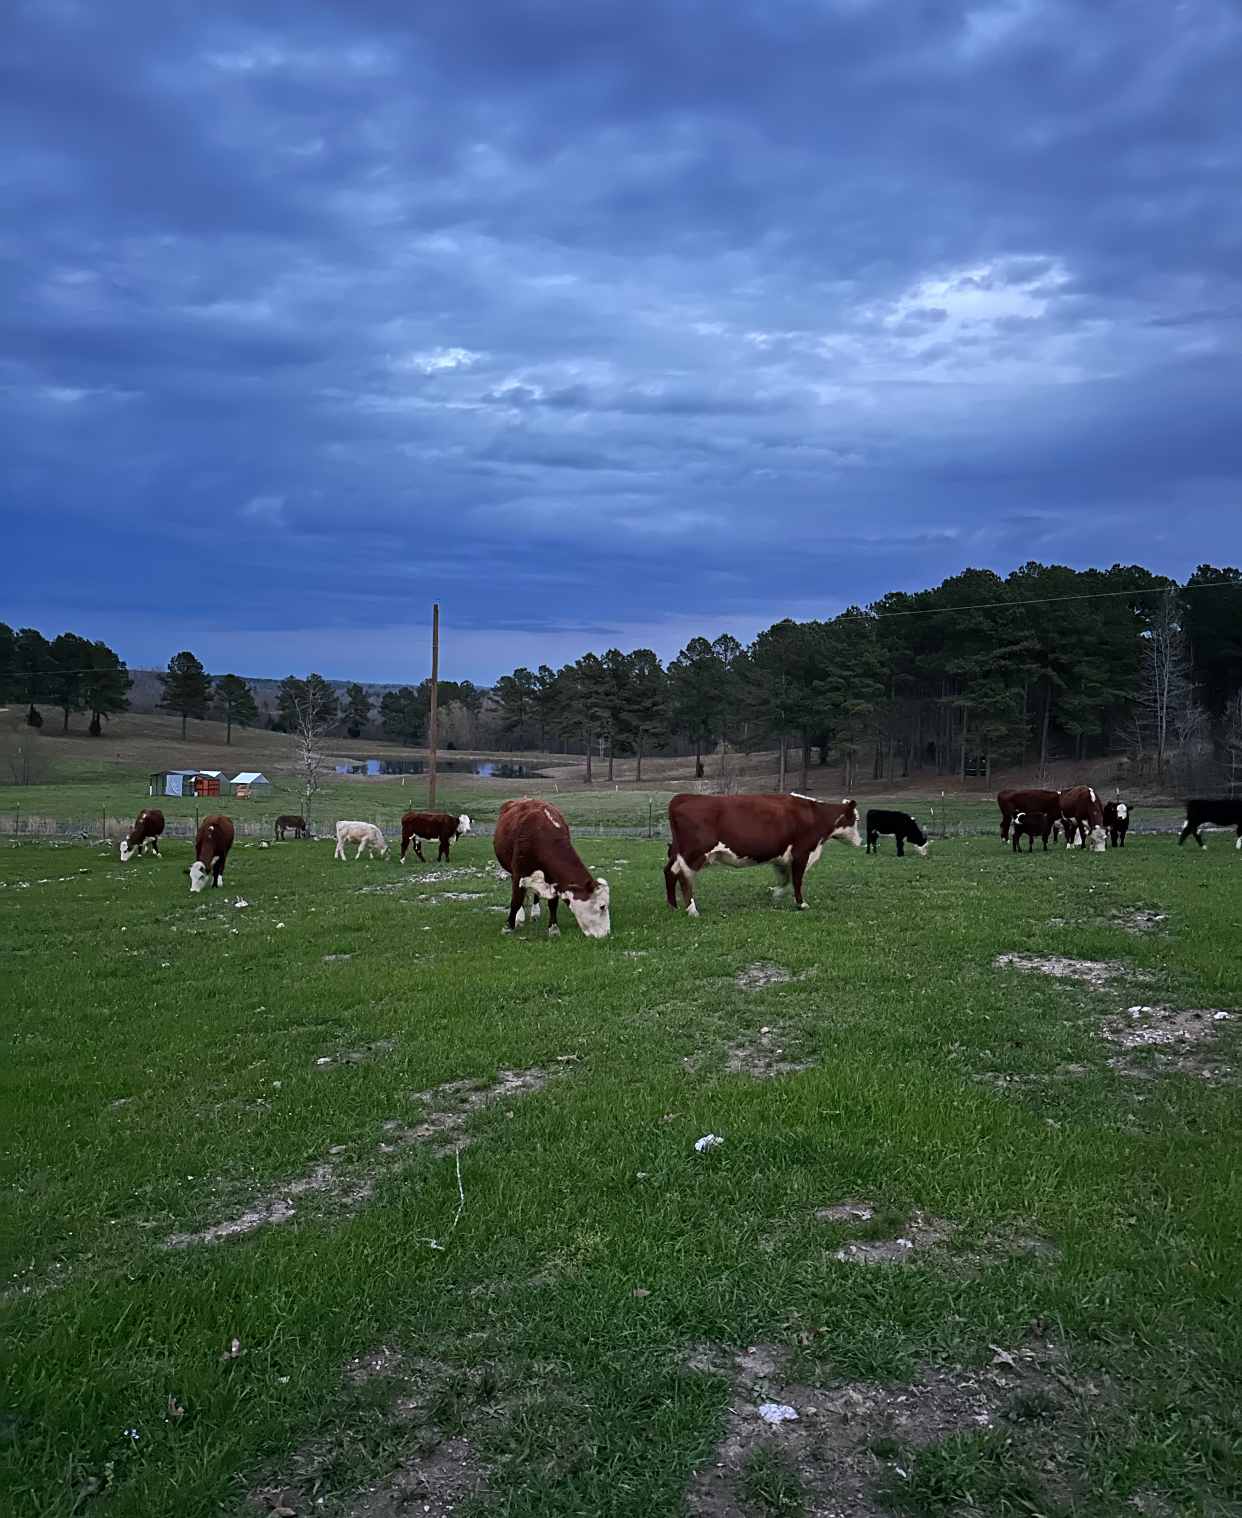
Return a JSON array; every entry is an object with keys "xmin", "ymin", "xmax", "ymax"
[{"xmin": 428, "ymin": 602, "xmax": 440, "ymax": 807}]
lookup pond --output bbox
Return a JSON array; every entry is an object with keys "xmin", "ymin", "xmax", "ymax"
[{"xmin": 376, "ymin": 760, "xmax": 546, "ymax": 779}]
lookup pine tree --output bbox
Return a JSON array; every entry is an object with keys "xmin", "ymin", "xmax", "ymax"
[
  {"xmin": 81, "ymin": 641, "xmax": 130, "ymax": 736},
  {"xmin": 213, "ymin": 674, "xmax": 259, "ymax": 744},
  {"xmin": 159, "ymin": 651, "xmax": 212, "ymax": 738},
  {"xmin": 49, "ymin": 632, "xmax": 93, "ymax": 732},
  {"xmin": 344, "ymin": 682, "xmax": 372, "ymax": 738}
]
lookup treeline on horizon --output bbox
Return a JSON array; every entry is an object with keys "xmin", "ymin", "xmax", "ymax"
[{"xmin": 5, "ymin": 560, "xmax": 1242, "ymax": 789}]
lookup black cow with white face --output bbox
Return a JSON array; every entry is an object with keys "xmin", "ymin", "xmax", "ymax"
[
  {"xmin": 865, "ymin": 809, "xmax": 930, "ymax": 858},
  {"xmin": 1103, "ymin": 800, "xmax": 1131, "ymax": 848}
]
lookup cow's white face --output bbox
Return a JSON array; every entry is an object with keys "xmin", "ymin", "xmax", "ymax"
[
  {"xmin": 519, "ymin": 869, "xmax": 558, "ymax": 901},
  {"xmin": 119, "ymin": 840, "xmax": 132, "ymax": 862},
  {"xmin": 189, "ymin": 861, "xmax": 210, "ymax": 893},
  {"xmin": 458, "ymin": 814, "xmax": 472, "ymax": 835},
  {"xmin": 832, "ymin": 820, "xmax": 863, "ymax": 848},
  {"xmin": 1090, "ymin": 825, "xmax": 1107, "ymax": 853},
  {"xmin": 568, "ymin": 878, "xmax": 610, "ymax": 938},
  {"xmin": 1116, "ymin": 803, "xmax": 1128, "ymax": 821},
  {"xmin": 914, "ymin": 842, "xmax": 930, "ymax": 857}
]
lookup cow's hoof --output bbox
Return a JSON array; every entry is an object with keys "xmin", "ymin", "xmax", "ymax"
[
  {"xmin": 501, "ymin": 926, "xmax": 513, "ymax": 935},
  {"xmin": 547, "ymin": 924, "xmax": 561, "ymax": 938},
  {"xmin": 798, "ymin": 901, "xmax": 809, "ymax": 911}
]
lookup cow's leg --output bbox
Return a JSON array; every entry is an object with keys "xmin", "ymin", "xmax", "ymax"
[
  {"xmin": 895, "ymin": 836, "xmax": 905, "ymax": 857},
  {"xmin": 334, "ymin": 838, "xmax": 345, "ymax": 860},
  {"xmin": 664, "ymin": 846, "xmax": 679, "ymax": 908},
  {"xmin": 1236, "ymin": 826, "xmax": 1242, "ymax": 850},
  {"xmin": 413, "ymin": 839, "xmax": 426, "ymax": 862},
  {"xmin": 771, "ymin": 856, "xmax": 791, "ymax": 899},
  {"xmin": 547, "ymin": 896, "xmax": 561, "ymax": 937},
  {"xmin": 790, "ymin": 851, "xmax": 811, "ymax": 909},
  {"xmin": 866, "ymin": 832, "xmax": 875, "ymax": 854},
  {"xmin": 503, "ymin": 878, "xmax": 524, "ymax": 933},
  {"xmin": 1000, "ymin": 814, "xmax": 1010, "ymax": 843},
  {"xmin": 439, "ymin": 838, "xmax": 450, "ymax": 862},
  {"xmin": 356, "ymin": 840, "xmax": 366, "ymax": 859}
]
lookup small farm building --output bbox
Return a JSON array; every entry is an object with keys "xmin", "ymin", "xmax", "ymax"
[
  {"xmin": 230, "ymin": 771, "xmax": 272, "ymax": 798},
  {"xmin": 149, "ymin": 769, "xmax": 226, "ymax": 798}
]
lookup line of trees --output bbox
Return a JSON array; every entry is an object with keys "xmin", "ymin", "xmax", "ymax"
[
  {"xmin": 0, "ymin": 623, "xmax": 131, "ymax": 734},
  {"xmin": 488, "ymin": 562, "xmax": 1242, "ymax": 789}
]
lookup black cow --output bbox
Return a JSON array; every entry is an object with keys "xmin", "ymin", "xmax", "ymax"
[
  {"xmin": 865, "ymin": 809, "xmax": 930, "ymax": 858},
  {"xmin": 1012, "ymin": 810, "xmax": 1058, "ymax": 852},
  {"xmin": 1103, "ymin": 800, "xmax": 1131, "ymax": 848},
  {"xmin": 1179, "ymin": 799, "xmax": 1242, "ymax": 849}
]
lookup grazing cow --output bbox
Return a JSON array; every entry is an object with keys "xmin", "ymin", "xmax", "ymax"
[
  {"xmin": 997, "ymin": 789, "xmax": 1062, "ymax": 844},
  {"xmin": 1103, "ymin": 800, "xmax": 1131, "ymax": 848},
  {"xmin": 1011, "ymin": 810, "xmax": 1058, "ymax": 852},
  {"xmin": 120, "ymin": 808, "xmax": 165, "ymax": 862},
  {"xmin": 334, "ymin": 820, "xmax": 388, "ymax": 860},
  {"xmin": 493, "ymin": 798, "xmax": 610, "ymax": 938},
  {"xmin": 865, "ymin": 808, "xmax": 930, "ymax": 858},
  {"xmin": 400, "ymin": 810, "xmax": 472, "ymax": 864},
  {"xmin": 665, "ymin": 792, "xmax": 861, "ymax": 915},
  {"xmin": 1059, "ymin": 786, "xmax": 1107, "ymax": 851},
  {"xmin": 1178, "ymin": 799, "xmax": 1242, "ymax": 849},
  {"xmin": 274, "ymin": 814, "xmax": 308, "ymax": 840},
  {"xmin": 189, "ymin": 815, "xmax": 235, "ymax": 892}
]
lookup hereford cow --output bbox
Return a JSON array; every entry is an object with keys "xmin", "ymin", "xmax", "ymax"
[
  {"xmin": 274, "ymin": 814, "xmax": 308, "ymax": 840},
  {"xmin": 400, "ymin": 810, "xmax": 472, "ymax": 864},
  {"xmin": 1103, "ymin": 800, "xmax": 1131, "ymax": 848},
  {"xmin": 189, "ymin": 815, "xmax": 235, "ymax": 892},
  {"xmin": 120, "ymin": 808, "xmax": 165, "ymax": 861},
  {"xmin": 665, "ymin": 792, "xmax": 861, "ymax": 915},
  {"xmin": 493, "ymin": 798, "xmax": 610, "ymax": 938},
  {"xmin": 1059, "ymin": 785, "xmax": 1107, "ymax": 851},
  {"xmin": 865, "ymin": 808, "xmax": 930, "ymax": 858},
  {"xmin": 1012, "ymin": 809, "xmax": 1058, "ymax": 852},
  {"xmin": 334, "ymin": 820, "xmax": 388, "ymax": 860},
  {"xmin": 997, "ymin": 789, "xmax": 1062, "ymax": 845},
  {"xmin": 1179, "ymin": 799, "xmax": 1242, "ymax": 848}
]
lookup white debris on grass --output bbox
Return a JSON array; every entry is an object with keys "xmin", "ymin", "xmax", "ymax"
[
  {"xmin": 233, "ymin": 898, "xmax": 250, "ymax": 910},
  {"xmin": 694, "ymin": 1134, "xmax": 724, "ymax": 1153}
]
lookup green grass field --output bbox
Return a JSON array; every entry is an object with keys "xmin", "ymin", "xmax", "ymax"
[{"xmin": 3, "ymin": 827, "xmax": 1240, "ymax": 1516}]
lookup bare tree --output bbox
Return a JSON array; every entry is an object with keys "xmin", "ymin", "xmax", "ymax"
[
  {"xmin": 288, "ymin": 677, "xmax": 337, "ymax": 823},
  {"xmin": 1135, "ymin": 592, "xmax": 1203, "ymax": 780}
]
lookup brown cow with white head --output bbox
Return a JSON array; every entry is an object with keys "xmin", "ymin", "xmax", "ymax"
[
  {"xmin": 665, "ymin": 792, "xmax": 861, "ymax": 915},
  {"xmin": 189, "ymin": 815, "xmax": 235, "ymax": 892},
  {"xmin": 493, "ymin": 798, "xmax": 609, "ymax": 938},
  {"xmin": 120, "ymin": 808, "xmax": 165, "ymax": 861},
  {"xmin": 1059, "ymin": 785, "xmax": 1107, "ymax": 852}
]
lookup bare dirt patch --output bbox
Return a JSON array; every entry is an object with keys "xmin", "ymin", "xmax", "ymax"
[
  {"xmin": 683, "ymin": 1338, "xmax": 1072, "ymax": 1518},
  {"xmin": 814, "ymin": 1201, "xmax": 874, "ymax": 1224},
  {"xmin": 164, "ymin": 1065, "xmax": 560, "ymax": 1248},
  {"xmin": 994, "ymin": 952, "xmax": 1155, "ymax": 989},
  {"xmin": 1103, "ymin": 1006, "xmax": 1232, "ymax": 1050},
  {"xmin": 735, "ymin": 961, "xmax": 793, "ymax": 990},
  {"xmin": 1111, "ymin": 909, "xmax": 1169, "ymax": 935},
  {"xmin": 314, "ymin": 1039, "xmax": 397, "ymax": 1070},
  {"xmin": 829, "ymin": 1210, "xmax": 954, "ymax": 1266},
  {"xmin": 813, "ymin": 1203, "xmax": 1058, "ymax": 1269}
]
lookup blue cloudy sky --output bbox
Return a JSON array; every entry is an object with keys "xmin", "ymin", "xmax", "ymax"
[{"xmin": 4, "ymin": 0, "xmax": 1241, "ymax": 682}]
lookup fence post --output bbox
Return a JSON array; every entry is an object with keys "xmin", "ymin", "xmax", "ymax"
[
  {"xmin": 102, "ymin": 810, "xmax": 107, "ymax": 842},
  {"xmin": 15, "ymin": 804, "xmax": 20, "ymax": 836}
]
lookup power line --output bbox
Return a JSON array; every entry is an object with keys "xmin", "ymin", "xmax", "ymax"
[{"xmin": 844, "ymin": 577, "xmax": 1239, "ymax": 623}]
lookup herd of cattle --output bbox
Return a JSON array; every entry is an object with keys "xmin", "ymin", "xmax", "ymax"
[{"xmin": 115, "ymin": 786, "xmax": 1242, "ymax": 936}]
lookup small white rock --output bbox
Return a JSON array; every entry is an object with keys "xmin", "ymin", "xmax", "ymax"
[{"xmin": 757, "ymin": 1402, "xmax": 798, "ymax": 1424}]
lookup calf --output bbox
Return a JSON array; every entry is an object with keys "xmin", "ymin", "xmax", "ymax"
[
  {"xmin": 1179, "ymin": 798, "xmax": 1242, "ymax": 848},
  {"xmin": 865, "ymin": 808, "xmax": 930, "ymax": 857},
  {"xmin": 189, "ymin": 815, "xmax": 235, "ymax": 892},
  {"xmin": 120, "ymin": 808, "xmax": 165, "ymax": 861},
  {"xmin": 1011, "ymin": 810, "xmax": 1057, "ymax": 852},
  {"xmin": 334, "ymin": 820, "xmax": 389, "ymax": 860},
  {"xmin": 400, "ymin": 810, "xmax": 472, "ymax": 864},
  {"xmin": 665, "ymin": 792, "xmax": 861, "ymax": 915},
  {"xmin": 274, "ymin": 814, "xmax": 308, "ymax": 840},
  {"xmin": 493, "ymin": 798, "xmax": 609, "ymax": 938},
  {"xmin": 1103, "ymin": 800, "xmax": 1131, "ymax": 848},
  {"xmin": 1059, "ymin": 785, "xmax": 1107, "ymax": 851},
  {"xmin": 997, "ymin": 788, "xmax": 1062, "ymax": 844}
]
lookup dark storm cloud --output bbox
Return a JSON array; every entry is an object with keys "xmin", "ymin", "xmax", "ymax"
[{"xmin": 3, "ymin": 0, "xmax": 1241, "ymax": 680}]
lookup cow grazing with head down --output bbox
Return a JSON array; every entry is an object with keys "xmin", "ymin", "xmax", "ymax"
[
  {"xmin": 400, "ymin": 810, "xmax": 472, "ymax": 864},
  {"xmin": 997, "ymin": 789, "xmax": 1062, "ymax": 845},
  {"xmin": 493, "ymin": 798, "xmax": 610, "ymax": 938},
  {"xmin": 1059, "ymin": 786, "xmax": 1107, "ymax": 851},
  {"xmin": 1011, "ymin": 810, "xmax": 1058, "ymax": 852},
  {"xmin": 334, "ymin": 820, "xmax": 388, "ymax": 860},
  {"xmin": 1103, "ymin": 800, "xmax": 1131, "ymax": 848},
  {"xmin": 274, "ymin": 814, "xmax": 308, "ymax": 840},
  {"xmin": 120, "ymin": 808, "xmax": 165, "ymax": 861},
  {"xmin": 189, "ymin": 815, "xmax": 234, "ymax": 892},
  {"xmin": 1179, "ymin": 799, "xmax": 1242, "ymax": 848},
  {"xmin": 666, "ymin": 792, "xmax": 861, "ymax": 915},
  {"xmin": 865, "ymin": 808, "xmax": 930, "ymax": 858}
]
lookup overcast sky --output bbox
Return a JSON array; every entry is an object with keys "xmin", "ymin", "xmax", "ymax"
[{"xmin": 4, "ymin": 0, "xmax": 1241, "ymax": 682}]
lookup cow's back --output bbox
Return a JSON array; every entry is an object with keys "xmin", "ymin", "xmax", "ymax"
[
  {"xmin": 495, "ymin": 798, "xmax": 553, "ymax": 873},
  {"xmin": 669, "ymin": 792, "xmax": 812, "ymax": 860},
  {"xmin": 197, "ymin": 814, "xmax": 235, "ymax": 857}
]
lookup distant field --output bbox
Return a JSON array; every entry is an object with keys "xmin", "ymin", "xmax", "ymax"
[{"xmin": 3, "ymin": 827, "xmax": 1240, "ymax": 1516}]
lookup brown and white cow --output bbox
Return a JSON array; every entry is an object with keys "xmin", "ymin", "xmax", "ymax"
[
  {"xmin": 189, "ymin": 815, "xmax": 235, "ymax": 892},
  {"xmin": 997, "ymin": 789, "xmax": 1062, "ymax": 845},
  {"xmin": 493, "ymin": 798, "xmax": 609, "ymax": 938},
  {"xmin": 120, "ymin": 808, "xmax": 165, "ymax": 861},
  {"xmin": 1059, "ymin": 785, "xmax": 1107, "ymax": 851},
  {"xmin": 400, "ymin": 810, "xmax": 472, "ymax": 864},
  {"xmin": 274, "ymin": 814, "xmax": 308, "ymax": 840},
  {"xmin": 665, "ymin": 792, "xmax": 861, "ymax": 915}
]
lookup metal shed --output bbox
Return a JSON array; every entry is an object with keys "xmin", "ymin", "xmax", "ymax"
[
  {"xmin": 230, "ymin": 771, "xmax": 272, "ymax": 798},
  {"xmin": 150, "ymin": 769, "xmax": 226, "ymax": 798}
]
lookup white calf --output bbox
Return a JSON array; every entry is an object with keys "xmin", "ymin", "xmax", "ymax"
[{"xmin": 334, "ymin": 820, "xmax": 388, "ymax": 860}]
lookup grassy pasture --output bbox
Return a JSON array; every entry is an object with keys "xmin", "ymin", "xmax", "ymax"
[{"xmin": 3, "ymin": 827, "xmax": 1241, "ymax": 1516}]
